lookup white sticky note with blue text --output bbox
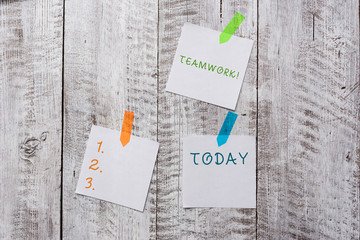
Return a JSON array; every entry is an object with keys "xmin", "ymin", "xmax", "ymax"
[
  {"xmin": 76, "ymin": 125, "xmax": 159, "ymax": 212},
  {"xmin": 166, "ymin": 23, "xmax": 254, "ymax": 110},
  {"xmin": 182, "ymin": 135, "xmax": 256, "ymax": 208}
]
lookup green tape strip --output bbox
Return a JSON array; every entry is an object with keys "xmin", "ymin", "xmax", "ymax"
[{"xmin": 219, "ymin": 12, "xmax": 245, "ymax": 44}]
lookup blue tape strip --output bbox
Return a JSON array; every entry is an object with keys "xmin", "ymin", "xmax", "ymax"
[{"xmin": 217, "ymin": 111, "xmax": 238, "ymax": 147}]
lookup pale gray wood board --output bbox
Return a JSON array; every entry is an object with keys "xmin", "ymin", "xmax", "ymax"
[{"xmin": 0, "ymin": 0, "xmax": 63, "ymax": 239}]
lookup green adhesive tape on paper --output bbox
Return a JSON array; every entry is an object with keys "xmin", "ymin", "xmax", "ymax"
[{"xmin": 219, "ymin": 12, "xmax": 245, "ymax": 44}]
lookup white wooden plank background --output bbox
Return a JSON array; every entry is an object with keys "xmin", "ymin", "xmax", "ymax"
[
  {"xmin": 63, "ymin": 0, "xmax": 158, "ymax": 239},
  {"xmin": 0, "ymin": 0, "xmax": 359, "ymax": 239},
  {"xmin": 157, "ymin": 1, "xmax": 257, "ymax": 239},
  {"xmin": 0, "ymin": 0, "xmax": 63, "ymax": 239},
  {"xmin": 257, "ymin": 0, "xmax": 360, "ymax": 239}
]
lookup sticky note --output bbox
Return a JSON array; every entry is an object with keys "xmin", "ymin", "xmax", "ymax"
[
  {"xmin": 182, "ymin": 135, "xmax": 256, "ymax": 208},
  {"xmin": 76, "ymin": 125, "xmax": 159, "ymax": 212},
  {"xmin": 166, "ymin": 23, "xmax": 254, "ymax": 110}
]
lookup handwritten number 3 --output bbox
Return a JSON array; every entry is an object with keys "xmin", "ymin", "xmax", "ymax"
[
  {"xmin": 89, "ymin": 159, "xmax": 99, "ymax": 170},
  {"xmin": 85, "ymin": 177, "xmax": 93, "ymax": 188}
]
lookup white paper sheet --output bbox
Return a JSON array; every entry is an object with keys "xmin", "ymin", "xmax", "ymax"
[
  {"xmin": 182, "ymin": 135, "xmax": 256, "ymax": 208},
  {"xmin": 166, "ymin": 23, "xmax": 254, "ymax": 110},
  {"xmin": 76, "ymin": 125, "xmax": 159, "ymax": 212}
]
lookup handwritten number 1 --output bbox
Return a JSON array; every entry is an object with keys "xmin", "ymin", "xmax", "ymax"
[{"xmin": 97, "ymin": 141, "xmax": 103, "ymax": 152}]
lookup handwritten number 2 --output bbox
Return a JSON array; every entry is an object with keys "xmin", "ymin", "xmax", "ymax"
[
  {"xmin": 89, "ymin": 159, "xmax": 99, "ymax": 170},
  {"xmin": 85, "ymin": 177, "xmax": 93, "ymax": 188}
]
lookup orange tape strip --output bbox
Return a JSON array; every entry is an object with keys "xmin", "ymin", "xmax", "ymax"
[{"xmin": 120, "ymin": 111, "xmax": 134, "ymax": 147}]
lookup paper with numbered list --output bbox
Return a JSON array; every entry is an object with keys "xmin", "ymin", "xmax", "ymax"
[
  {"xmin": 76, "ymin": 125, "xmax": 159, "ymax": 212},
  {"xmin": 182, "ymin": 135, "xmax": 256, "ymax": 208},
  {"xmin": 166, "ymin": 23, "xmax": 254, "ymax": 110}
]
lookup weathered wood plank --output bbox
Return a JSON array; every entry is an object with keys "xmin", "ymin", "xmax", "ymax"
[
  {"xmin": 62, "ymin": 0, "xmax": 158, "ymax": 239},
  {"xmin": 257, "ymin": 0, "xmax": 360, "ymax": 239},
  {"xmin": 156, "ymin": 0, "xmax": 257, "ymax": 239},
  {"xmin": 0, "ymin": 0, "xmax": 63, "ymax": 239}
]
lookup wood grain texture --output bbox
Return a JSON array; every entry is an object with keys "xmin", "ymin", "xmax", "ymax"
[
  {"xmin": 156, "ymin": 0, "xmax": 257, "ymax": 239},
  {"xmin": 257, "ymin": 0, "xmax": 360, "ymax": 239},
  {"xmin": 2, "ymin": 0, "xmax": 360, "ymax": 239},
  {"xmin": 62, "ymin": 0, "xmax": 158, "ymax": 239},
  {"xmin": 0, "ymin": 0, "xmax": 63, "ymax": 239}
]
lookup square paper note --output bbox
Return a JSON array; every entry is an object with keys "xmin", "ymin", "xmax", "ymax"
[
  {"xmin": 183, "ymin": 135, "xmax": 256, "ymax": 208},
  {"xmin": 76, "ymin": 125, "xmax": 159, "ymax": 212},
  {"xmin": 166, "ymin": 23, "xmax": 254, "ymax": 110}
]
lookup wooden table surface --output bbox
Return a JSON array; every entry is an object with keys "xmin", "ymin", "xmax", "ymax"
[{"xmin": 1, "ymin": 0, "xmax": 359, "ymax": 239}]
